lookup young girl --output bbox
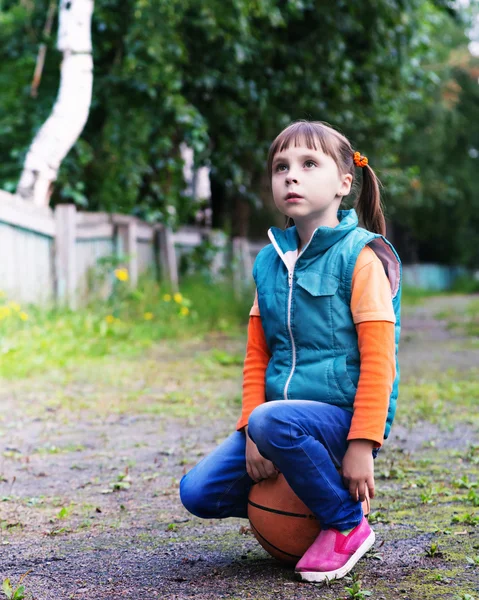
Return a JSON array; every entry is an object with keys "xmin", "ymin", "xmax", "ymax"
[{"xmin": 180, "ymin": 120, "xmax": 401, "ymax": 583}]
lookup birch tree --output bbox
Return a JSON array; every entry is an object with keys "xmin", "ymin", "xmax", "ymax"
[{"xmin": 17, "ymin": 0, "xmax": 94, "ymax": 206}]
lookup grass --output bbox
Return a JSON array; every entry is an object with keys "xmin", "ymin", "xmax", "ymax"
[
  {"xmin": 401, "ymin": 285, "xmax": 449, "ymax": 306},
  {"xmin": 397, "ymin": 370, "xmax": 479, "ymax": 429},
  {"xmin": 0, "ymin": 274, "xmax": 252, "ymax": 379},
  {"xmin": 401, "ymin": 276, "xmax": 479, "ymax": 307},
  {"xmin": 435, "ymin": 300, "xmax": 479, "ymax": 339}
]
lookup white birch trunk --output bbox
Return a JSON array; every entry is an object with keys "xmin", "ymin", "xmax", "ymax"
[
  {"xmin": 180, "ymin": 142, "xmax": 211, "ymax": 225},
  {"xmin": 17, "ymin": 0, "xmax": 94, "ymax": 206}
]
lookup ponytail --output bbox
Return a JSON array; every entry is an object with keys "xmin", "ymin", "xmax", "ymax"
[{"xmin": 355, "ymin": 164, "xmax": 386, "ymax": 236}]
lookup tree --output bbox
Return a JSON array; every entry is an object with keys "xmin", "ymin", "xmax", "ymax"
[
  {"xmin": 383, "ymin": 15, "xmax": 479, "ymax": 268},
  {"xmin": 16, "ymin": 0, "xmax": 94, "ymax": 206},
  {"xmin": 0, "ymin": 0, "xmax": 463, "ymax": 237}
]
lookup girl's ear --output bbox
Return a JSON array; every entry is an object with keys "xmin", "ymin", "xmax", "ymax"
[{"xmin": 339, "ymin": 173, "xmax": 353, "ymax": 197}]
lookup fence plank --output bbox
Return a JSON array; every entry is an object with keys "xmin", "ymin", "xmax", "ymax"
[
  {"xmin": 76, "ymin": 222, "xmax": 114, "ymax": 240},
  {"xmin": 0, "ymin": 191, "xmax": 55, "ymax": 237},
  {"xmin": 55, "ymin": 204, "xmax": 77, "ymax": 308},
  {"xmin": 116, "ymin": 218, "xmax": 138, "ymax": 287},
  {"xmin": 158, "ymin": 227, "xmax": 179, "ymax": 291}
]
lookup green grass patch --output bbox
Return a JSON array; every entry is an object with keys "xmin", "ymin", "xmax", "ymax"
[
  {"xmin": 401, "ymin": 285, "xmax": 448, "ymax": 306},
  {"xmin": 397, "ymin": 370, "xmax": 479, "ymax": 428},
  {"xmin": 435, "ymin": 300, "xmax": 479, "ymax": 339},
  {"xmin": 0, "ymin": 276, "xmax": 252, "ymax": 380}
]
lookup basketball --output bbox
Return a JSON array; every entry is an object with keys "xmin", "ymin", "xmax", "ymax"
[{"xmin": 248, "ymin": 473, "xmax": 370, "ymax": 564}]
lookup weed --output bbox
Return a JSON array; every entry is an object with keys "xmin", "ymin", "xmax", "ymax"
[
  {"xmin": 451, "ymin": 513, "xmax": 479, "ymax": 526},
  {"xmin": 465, "ymin": 489, "xmax": 479, "ymax": 507},
  {"xmin": 464, "ymin": 445, "xmax": 479, "ymax": 464},
  {"xmin": 425, "ymin": 541, "xmax": 442, "ymax": 557},
  {"xmin": 338, "ymin": 573, "xmax": 372, "ymax": 599},
  {"xmin": 102, "ymin": 470, "xmax": 132, "ymax": 494},
  {"xmin": 420, "ymin": 487, "xmax": 438, "ymax": 504},
  {"xmin": 2, "ymin": 570, "xmax": 31, "ymax": 599},
  {"xmin": 368, "ymin": 511, "xmax": 390, "ymax": 524},
  {"xmin": 378, "ymin": 460, "xmax": 406, "ymax": 480},
  {"xmin": 453, "ymin": 475, "xmax": 478, "ymax": 490}
]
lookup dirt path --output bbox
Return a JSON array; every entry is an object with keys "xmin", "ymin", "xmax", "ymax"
[{"xmin": 0, "ymin": 296, "xmax": 478, "ymax": 599}]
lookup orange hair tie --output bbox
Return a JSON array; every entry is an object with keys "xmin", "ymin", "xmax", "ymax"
[{"xmin": 353, "ymin": 151, "xmax": 368, "ymax": 168}]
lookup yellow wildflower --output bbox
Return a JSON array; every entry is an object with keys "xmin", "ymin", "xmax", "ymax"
[
  {"xmin": 114, "ymin": 268, "xmax": 129, "ymax": 282},
  {"xmin": 8, "ymin": 302, "xmax": 21, "ymax": 312},
  {"xmin": 105, "ymin": 315, "xmax": 115, "ymax": 324},
  {"xmin": 163, "ymin": 294, "xmax": 171, "ymax": 302},
  {"xmin": 180, "ymin": 306, "xmax": 189, "ymax": 316},
  {"xmin": 173, "ymin": 293, "xmax": 183, "ymax": 304},
  {"xmin": 0, "ymin": 307, "xmax": 11, "ymax": 318},
  {"xmin": 144, "ymin": 312, "xmax": 154, "ymax": 320},
  {"xmin": 19, "ymin": 312, "xmax": 29, "ymax": 321}
]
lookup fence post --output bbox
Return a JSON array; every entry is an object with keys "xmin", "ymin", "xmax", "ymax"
[
  {"xmin": 117, "ymin": 218, "xmax": 138, "ymax": 287},
  {"xmin": 157, "ymin": 226, "xmax": 179, "ymax": 292},
  {"xmin": 232, "ymin": 236, "xmax": 256, "ymax": 298},
  {"xmin": 208, "ymin": 229, "xmax": 228, "ymax": 279},
  {"xmin": 54, "ymin": 203, "xmax": 77, "ymax": 308}
]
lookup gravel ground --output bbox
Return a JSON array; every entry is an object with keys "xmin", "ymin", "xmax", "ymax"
[{"xmin": 0, "ymin": 295, "xmax": 478, "ymax": 600}]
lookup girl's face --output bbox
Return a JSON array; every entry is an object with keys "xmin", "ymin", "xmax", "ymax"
[{"xmin": 271, "ymin": 143, "xmax": 352, "ymax": 228}]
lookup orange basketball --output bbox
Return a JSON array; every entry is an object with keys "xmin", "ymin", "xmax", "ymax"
[{"xmin": 248, "ymin": 474, "xmax": 370, "ymax": 564}]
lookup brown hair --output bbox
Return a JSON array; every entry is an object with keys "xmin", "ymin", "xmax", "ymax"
[{"xmin": 267, "ymin": 120, "xmax": 386, "ymax": 236}]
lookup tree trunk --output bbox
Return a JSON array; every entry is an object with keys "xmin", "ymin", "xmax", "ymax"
[
  {"xmin": 180, "ymin": 142, "xmax": 211, "ymax": 225},
  {"xmin": 231, "ymin": 196, "xmax": 251, "ymax": 238},
  {"xmin": 17, "ymin": 0, "xmax": 94, "ymax": 206}
]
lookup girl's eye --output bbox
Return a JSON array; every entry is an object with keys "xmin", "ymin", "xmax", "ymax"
[
  {"xmin": 304, "ymin": 160, "xmax": 316, "ymax": 168},
  {"xmin": 275, "ymin": 164, "xmax": 287, "ymax": 172}
]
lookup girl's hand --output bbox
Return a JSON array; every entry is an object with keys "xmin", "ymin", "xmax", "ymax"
[
  {"xmin": 244, "ymin": 427, "xmax": 279, "ymax": 482},
  {"xmin": 341, "ymin": 439, "xmax": 375, "ymax": 502}
]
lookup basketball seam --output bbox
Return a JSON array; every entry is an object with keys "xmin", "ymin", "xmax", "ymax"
[
  {"xmin": 248, "ymin": 499, "xmax": 318, "ymax": 520},
  {"xmin": 249, "ymin": 521, "xmax": 303, "ymax": 560}
]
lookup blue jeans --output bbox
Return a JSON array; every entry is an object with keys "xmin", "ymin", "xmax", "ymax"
[{"xmin": 180, "ymin": 401, "xmax": 363, "ymax": 530}]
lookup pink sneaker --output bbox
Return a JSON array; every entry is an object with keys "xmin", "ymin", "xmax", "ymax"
[{"xmin": 295, "ymin": 517, "xmax": 375, "ymax": 583}]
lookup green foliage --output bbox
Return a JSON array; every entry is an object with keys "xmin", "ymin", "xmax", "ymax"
[
  {"xmin": 0, "ymin": 0, "xmax": 463, "ymax": 229},
  {"xmin": 386, "ymin": 12, "xmax": 479, "ymax": 268}
]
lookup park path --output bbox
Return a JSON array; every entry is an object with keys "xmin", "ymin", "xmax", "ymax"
[{"xmin": 0, "ymin": 295, "xmax": 478, "ymax": 599}]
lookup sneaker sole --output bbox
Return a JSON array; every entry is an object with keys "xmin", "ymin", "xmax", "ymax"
[{"xmin": 296, "ymin": 529, "xmax": 376, "ymax": 583}]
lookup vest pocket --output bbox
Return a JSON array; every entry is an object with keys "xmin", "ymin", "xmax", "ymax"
[
  {"xmin": 296, "ymin": 272, "xmax": 339, "ymax": 296},
  {"xmin": 333, "ymin": 354, "xmax": 358, "ymax": 401}
]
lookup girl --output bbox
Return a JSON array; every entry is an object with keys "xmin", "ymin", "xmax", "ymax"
[{"xmin": 180, "ymin": 120, "xmax": 401, "ymax": 583}]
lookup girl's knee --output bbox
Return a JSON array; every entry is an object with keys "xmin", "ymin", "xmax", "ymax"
[
  {"xmin": 181, "ymin": 471, "xmax": 229, "ymax": 519},
  {"xmin": 248, "ymin": 402, "xmax": 286, "ymax": 448},
  {"xmin": 247, "ymin": 403, "xmax": 269, "ymax": 445},
  {"xmin": 179, "ymin": 473, "xmax": 211, "ymax": 518}
]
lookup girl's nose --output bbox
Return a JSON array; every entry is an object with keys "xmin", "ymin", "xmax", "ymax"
[{"xmin": 286, "ymin": 176, "xmax": 298, "ymax": 185}]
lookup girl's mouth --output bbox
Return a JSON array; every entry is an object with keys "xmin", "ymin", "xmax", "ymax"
[{"xmin": 285, "ymin": 193, "xmax": 303, "ymax": 202}]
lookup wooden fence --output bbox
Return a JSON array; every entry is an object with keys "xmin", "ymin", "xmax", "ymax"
[
  {"xmin": 0, "ymin": 190, "xmax": 240, "ymax": 307},
  {"xmin": 2, "ymin": 190, "xmax": 463, "ymax": 307}
]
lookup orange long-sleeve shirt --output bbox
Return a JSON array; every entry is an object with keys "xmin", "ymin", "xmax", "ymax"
[{"xmin": 236, "ymin": 247, "xmax": 397, "ymax": 447}]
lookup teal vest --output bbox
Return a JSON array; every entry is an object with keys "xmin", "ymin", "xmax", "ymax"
[{"xmin": 253, "ymin": 209, "xmax": 401, "ymax": 439}]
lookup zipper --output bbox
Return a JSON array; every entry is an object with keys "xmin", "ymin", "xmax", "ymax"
[
  {"xmin": 267, "ymin": 228, "xmax": 316, "ymax": 401},
  {"xmin": 283, "ymin": 269, "xmax": 295, "ymax": 399},
  {"xmin": 282, "ymin": 236, "xmax": 314, "ymax": 400}
]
